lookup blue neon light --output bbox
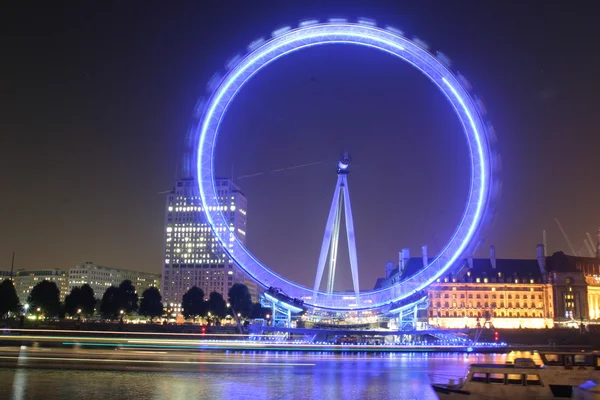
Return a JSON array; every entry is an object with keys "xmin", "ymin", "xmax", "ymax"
[{"xmin": 195, "ymin": 20, "xmax": 494, "ymax": 311}]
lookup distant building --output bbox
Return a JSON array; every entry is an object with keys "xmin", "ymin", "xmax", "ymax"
[
  {"xmin": 68, "ymin": 262, "xmax": 160, "ymax": 299},
  {"xmin": 161, "ymin": 177, "xmax": 257, "ymax": 312},
  {"xmin": 374, "ymin": 243, "xmax": 600, "ymax": 329},
  {"xmin": 545, "ymin": 251, "xmax": 600, "ymax": 324},
  {"xmin": 0, "ymin": 270, "xmax": 12, "ymax": 280},
  {"xmin": 424, "ymin": 248, "xmax": 554, "ymax": 329},
  {"xmin": 15, "ymin": 269, "xmax": 69, "ymax": 304}
]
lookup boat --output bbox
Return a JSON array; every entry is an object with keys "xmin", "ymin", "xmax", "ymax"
[{"xmin": 431, "ymin": 351, "xmax": 600, "ymax": 399}]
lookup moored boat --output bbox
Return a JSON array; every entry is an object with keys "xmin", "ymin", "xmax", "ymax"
[{"xmin": 431, "ymin": 351, "xmax": 600, "ymax": 399}]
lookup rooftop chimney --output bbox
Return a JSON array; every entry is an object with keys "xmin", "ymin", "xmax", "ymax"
[
  {"xmin": 398, "ymin": 252, "xmax": 403, "ymax": 272},
  {"xmin": 385, "ymin": 261, "xmax": 394, "ymax": 279},
  {"xmin": 399, "ymin": 248, "xmax": 410, "ymax": 273},
  {"xmin": 422, "ymin": 245, "xmax": 428, "ymax": 267},
  {"xmin": 537, "ymin": 244, "xmax": 547, "ymax": 274},
  {"xmin": 490, "ymin": 245, "xmax": 496, "ymax": 269}
]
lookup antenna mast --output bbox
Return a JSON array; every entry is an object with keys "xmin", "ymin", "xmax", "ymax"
[{"xmin": 10, "ymin": 251, "xmax": 15, "ymax": 279}]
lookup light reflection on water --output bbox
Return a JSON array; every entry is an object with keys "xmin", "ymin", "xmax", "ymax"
[{"xmin": 1, "ymin": 352, "xmax": 538, "ymax": 400}]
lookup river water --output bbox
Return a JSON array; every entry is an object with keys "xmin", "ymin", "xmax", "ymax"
[{"xmin": 0, "ymin": 352, "xmax": 532, "ymax": 400}]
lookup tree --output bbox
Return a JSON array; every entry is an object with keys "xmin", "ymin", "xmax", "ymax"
[
  {"xmin": 181, "ymin": 286, "xmax": 206, "ymax": 320},
  {"xmin": 100, "ymin": 286, "xmax": 122, "ymax": 319},
  {"xmin": 64, "ymin": 284, "xmax": 96, "ymax": 317},
  {"xmin": 28, "ymin": 280, "xmax": 60, "ymax": 317},
  {"xmin": 206, "ymin": 291, "xmax": 227, "ymax": 323},
  {"xmin": 79, "ymin": 284, "xmax": 96, "ymax": 316},
  {"xmin": 0, "ymin": 279, "xmax": 20, "ymax": 318},
  {"xmin": 139, "ymin": 287, "xmax": 164, "ymax": 322},
  {"xmin": 228, "ymin": 283, "xmax": 253, "ymax": 318},
  {"xmin": 64, "ymin": 287, "xmax": 82, "ymax": 316},
  {"xmin": 118, "ymin": 280, "xmax": 138, "ymax": 314}
]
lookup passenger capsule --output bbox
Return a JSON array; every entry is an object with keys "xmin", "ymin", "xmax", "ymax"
[
  {"xmin": 299, "ymin": 19, "xmax": 319, "ymax": 27},
  {"xmin": 457, "ymin": 73, "xmax": 473, "ymax": 91},
  {"xmin": 225, "ymin": 54, "xmax": 242, "ymax": 70},
  {"xmin": 206, "ymin": 73, "xmax": 222, "ymax": 92},
  {"xmin": 385, "ymin": 26, "xmax": 404, "ymax": 36},
  {"xmin": 436, "ymin": 51, "xmax": 452, "ymax": 68},
  {"xmin": 247, "ymin": 37, "xmax": 266, "ymax": 52},
  {"xmin": 272, "ymin": 26, "xmax": 291, "ymax": 37},
  {"xmin": 412, "ymin": 37, "xmax": 429, "ymax": 50},
  {"xmin": 357, "ymin": 18, "xmax": 377, "ymax": 26}
]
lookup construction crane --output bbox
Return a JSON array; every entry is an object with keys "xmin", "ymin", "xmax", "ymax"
[
  {"xmin": 555, "ymin": 218, "xmax": 578, "ymax": 256},
  {"xmin": 587, "ymin": 233, "xmax": 597, "ymax": 255},
  {"xmin": 584, "ymin": 238, "xmax": 595, "ymax": 257}
]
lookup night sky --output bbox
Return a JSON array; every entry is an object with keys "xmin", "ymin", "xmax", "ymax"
[{"xmin": 2, "ymin": 1, "xmax": 599, "ymax": 291}]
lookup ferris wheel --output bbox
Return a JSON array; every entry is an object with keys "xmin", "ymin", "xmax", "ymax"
[{"xmin": 192, "ymin": 18, "xmax": 501, "ymax": 312}]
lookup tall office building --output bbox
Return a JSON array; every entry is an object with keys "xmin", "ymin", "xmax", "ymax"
[{"xmin": 161, "ymin": 177, "xmax": 256, "ymax": 308}]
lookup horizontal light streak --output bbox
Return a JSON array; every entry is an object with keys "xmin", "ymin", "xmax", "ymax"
[
  {"xmin": 0, "ymin": 355, "xmax": 314, "ymax": 367},
  {"xmin": 3, "ymin": 328, "xmax": 261, "ymax": 337}
]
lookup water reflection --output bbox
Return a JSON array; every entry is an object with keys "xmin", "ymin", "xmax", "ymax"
[{"xmin": 2, "ymin": 352, "xmax": 528, "ymax": 400}]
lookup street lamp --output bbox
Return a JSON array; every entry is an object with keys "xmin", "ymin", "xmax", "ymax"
[
  {"xmin": 23, "ymin": 304, "xmax": 29, "ymax": 313},
  {"xmin": 119, "ymin": 309, "xmax": 124, "ymax": 323}
]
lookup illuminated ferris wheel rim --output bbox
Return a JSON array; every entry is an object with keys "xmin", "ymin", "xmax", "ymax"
[{"xmin": 195, "ymin": 19, "xmax": 497, "ymax": 311}]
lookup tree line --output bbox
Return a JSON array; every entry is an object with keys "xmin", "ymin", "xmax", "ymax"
[
  {"xmin": 0, "ymin": 278, "xmax": 163, "ymax": 321},
  {"xmin": 180, "ymin": 283, "xmax": 270, "ymax": 324},
  {"xmin": 0, "ymin": 278, "xmax": 268, "ymax": 323}
]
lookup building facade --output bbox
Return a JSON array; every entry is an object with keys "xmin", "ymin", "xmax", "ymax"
[
  {"xmin": 545, "ymin": 251, "xmax": 600, "ymax": 325},
  {"xmin": 68, "ymin": 262, "xmax": 160, "ymax": 299},
  {"xmin": 161, "ymin": 177, "xmax": 257, "ymax": 310},
  {"xmin": 375, "ymin": 243, "xmax": 600, "ymax": 329},
  {"xmin": 425, "ymin": 250, "xmax": 555, "ymax": 329},
  {"xmin": 15, "ymin": 269, "xmax": 69, "ymax": 304}
]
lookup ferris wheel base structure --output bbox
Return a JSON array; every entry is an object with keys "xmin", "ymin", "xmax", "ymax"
[{"xmin": 193, "ymin": 18, "xmax": 501, "ymax": 314}]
